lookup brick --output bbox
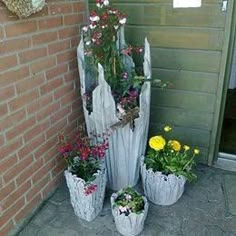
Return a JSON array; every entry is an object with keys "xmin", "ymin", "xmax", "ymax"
[
  {"xmin": 23, "ymin": 120, "xmax": 49, "ymax": 143},
  {"xmin": 14, "ymin": 194, "xmax": 42, "ymax": 223},
  {"xmin": 0, "ymin": 154, "xmax": 17, "ymax": 175},
  {"xmin": 18, "ymin": 134, "xmax": 45, "ymax": 160},
  {"xmin": 3, "ymin": 155, "xmax": 34, "ymax": 184},
  {"xmin": 0, "ymin": 86, "xmax": 15, "ymax": 102},
  {"xmin": 64, "ymin": 70, "xmax": 79, "ymax": 82},
  {"xmin": 27, "ymin": 94, "xmax": 53, "ymax": 114},
  {"xmin": 0, "ymin": 104, "xmax": 8, "ymax": 117},
  {"xmin": 31, "ymin": 57, "xmax": 56, "ymax": 75},
  {"xmin": 0, "ymin": 181, "xmax": 15, "ymax": 202},
  {"xmin": 43, "ymin": 147, "xmax": 59, "ymax": 164},
  {"xmin": 45, "ymin": 119, "xmax": 67, "ymax": 140},
  {"xmin": 16, "ymin": 74, "xmax": 45, "ymax": 95},
  {"xmin": 46, "ymin": 64, "xmax": 68, "ymax": 80},
  {"xmin": 48, "ymin": 40, "xmax": 71, "ymax": 55},
  {"xmin": 9, "ymin": 90, "xmax": 39, "ymax": 112},
  {"xmin": 40, "ymin": 77, "xmax": 63, "ymax": 95},
  {"xmin": 72, "ymin": 2, "xmax": 86, "ymax": 12},
  {"xmin": 0, "ymin": 138, "xmax": 23, "ymax": 160},
  {"xmin": 36, "ymin": 102, "xmax": 60, "ymax": 121},
  {"xmin": 2, "ymin": 180, "xmax": 31, "ymax": 210},
  {"xmin": 50, "ymin": 3, "xmax": 73, "ymax": 14},
  {"xmin": 68, "ymin": 109, "xmax": 83, "ymax": 123},
  {"xmin": 19, "ymin": 48, "xmax": 47, "ymax": 64},
  {"xmin": 0, "ymin": 134, "xmax": 4, "ymax": 147},
  {"xmin": 16, "ymin": 158, "xmax": 43, "ymax": 187},
  {"xmin": 6, "ymin": 116, "xmax": 36, "ymax": 141},
  {"xmin": 58, "ymin": 26, "xmax": 79, "ymax": 39},
  {"xmin": 26, "ymin": 174, "xmax": 50, "ymax": 202},
  {"xmin": 0, "ymin": 220, "xmax": 14, "ymax": 236},
  {"xmin": 70, "ymin": 36, "xmax": 80, "ymax": 48},
  {"xmin": 0, "ymin": 66, "xmax": 30, "ymax": 87},
  {"xmin": 42, "ymin": 175, "xmax": 62, "ymax": 198},
  {"xmin": 64, "ymin": 13, "xmax": 84, "ymax": 25},
  {"xmin": 57, "ymin": 50, "xmax": 76, "ymax": 64},
  {"xmin": 0, "ymin": 8, "xmax": 18, "ymax": 22},
  {"xmin": 53, "ymin": 82, "xmax": 74, "ymax": 100},
  {"xmin": 38, "ymin": 16, "xmax": 63, "ymax": 29},
  {"xmin": 32, "ymin": 160, "xmax": 55, "ymax": 184},
  {"xmin": 32, "ymin": 31, "xmax": 57, "ymax": 45},
  {"xmin": 34, "ymin": 136, "xmax": 57, "ymax": 159},
  {"xmin": 0, "ymin": 38, "xmax": 31, "ymax": 54},
  {"xmin": 61, "ymin": 91, "xmax": 77, "ymax": 106},
  {"xmin": 5, "ymin": 21, "xmax": 37, "ymax": 37},
  {"xmin": 30, "ymin": 5, "xmax": 49, "ymax": 18},
  {"xmin": 52, "ymin": 159, "xmax": 65, "ymax": 177},
  {"xmin": 0, "ymin": 55, "xmax": 17, "ymax": 71},
  {"xmin": 51, "ymin": 106, "xmax": 71, "ymax": 124},
  {"xmin": 69, "ymin": 59, "xmax": 78, "ymax": 71},
  {"xmin": 0, "ymin": 26, "xmax": 3, "ymax": 39},
  {"xmin": 0, "ymin": 109, "xmax": 26, "ymax": 131}
]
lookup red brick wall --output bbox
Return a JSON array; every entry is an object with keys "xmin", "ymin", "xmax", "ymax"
[{"xmin": 0, "ymin": 1, "xmax": 86, "ymax": 235}]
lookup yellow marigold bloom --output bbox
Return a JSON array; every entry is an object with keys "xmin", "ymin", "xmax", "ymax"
[
  {"xmin": 183, "ymin": 145, "xmax": 190, "ymax": 151},
  {"xmin": 149, "ymin": 136, "xmax": 166, "ymax": 151},
  {"xmin": 169, "ymin": 140, "xmax": 181, "ymax": 152},
  {"xmin": 164, "ymin": 126, "xmax": 172, "ymax": 132},
  {"xmin": 194, "ymin": 149, "xmax": 200, "ymax": 155}
]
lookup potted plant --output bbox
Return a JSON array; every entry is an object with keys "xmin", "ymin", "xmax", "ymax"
[
  {"xmin": 111, "ymin": 187, "xmax": 149, "ymax": 236},
  {"xmin": 59, "ymin": 130, "xmax": 108, "ymax": 221},
  {"xmin": 77, "ymin": 0, "xmax": 152, "ymax": 190},
  {"xmin": 141, "ymin": 126, "xmax": 200, "ymax": 206}
]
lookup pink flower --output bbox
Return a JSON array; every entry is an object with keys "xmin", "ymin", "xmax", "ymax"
[{"xmin": 84, "ymin": 184, "xmax": 97, "ymax": 196}]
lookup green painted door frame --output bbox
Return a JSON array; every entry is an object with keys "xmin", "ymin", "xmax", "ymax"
[{"xmin": 208, "ymin": 0, "xmax": 236, "ymax": 165}]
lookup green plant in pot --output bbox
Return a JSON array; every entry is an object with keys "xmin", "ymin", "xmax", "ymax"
[{"xmin": 141, "ymin": 125, "xmax": 199, "ymax": 205}]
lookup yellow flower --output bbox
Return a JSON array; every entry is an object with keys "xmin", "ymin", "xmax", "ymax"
[
  {"xmin": 164, "ymin": 126, "xmax": 172, "ymax": 132},
  {"xmin": 169, "ymin": 140, "xmax": 181, "ymax": 152},
  {"xmin": 183, "ymin": 145, "xmax": 190, "ymax": 151},
  {"xmin": 194, "ymin": 149, "xmax": 200, "ymax": 155},
  {"xmin": 149, "ymin": 136, "xmax": 166, "ymax": 151}
]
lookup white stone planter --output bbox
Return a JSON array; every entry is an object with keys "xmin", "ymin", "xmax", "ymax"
[
  {"xmin": 140, "ymin": 156, "xmax": 186, "ymax": 206},
  {"xmin": 77, "ymin": 29, "xmax": 151, "ymax": 190},
  {"xmin": 64, "ymin": 165, "xmax": 106, "ymax": 222},
  {"xmin": 111, "ymin": 191, "xmax": 149, "ymax": 236}
]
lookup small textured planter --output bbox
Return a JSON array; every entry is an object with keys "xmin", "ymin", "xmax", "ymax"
[
  {"xmin": 64, "ymin": 165, "xmax": 106, "ymax": 222},
  {"xmin": 140, "ymin": 156, "xmax": 186, "ymax": 206},
  {"xmin": 111, "ymin": 191, "xmax": 149, "ymax": 236}
]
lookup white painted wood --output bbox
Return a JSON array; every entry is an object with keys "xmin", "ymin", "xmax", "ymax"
[
  {"xmin": 111, "ymin": 191, "xmax": 149, "ymax": 236},
  {"xmin": 77, "ymin": 31, "xmax": 151, "ymax": 190},
  {"xmin": 64, "ymin": 166, "xmax": 106, "ymax": 222},
  {"xmin": 140, "ymin": 156, "xmax": 186, "ymax": 206}
]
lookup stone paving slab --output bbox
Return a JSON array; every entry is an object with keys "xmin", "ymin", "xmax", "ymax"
[
  {"xmin": 17, "ymin": 166, "xmax": 236, "ymax": 236},
  {"xmin": 224, "ymin": 174, "xmax": 236, "ymax": 216}
]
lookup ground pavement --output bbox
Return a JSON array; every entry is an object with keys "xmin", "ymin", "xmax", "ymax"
[{"xmin": 16, "ymin": 165, "xmax": 236, "ymax": 236}]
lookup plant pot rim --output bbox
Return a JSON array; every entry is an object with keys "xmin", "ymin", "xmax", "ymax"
[{"xmin": 140, "ymin": 155, "xmax": 186, "ymax": 181}]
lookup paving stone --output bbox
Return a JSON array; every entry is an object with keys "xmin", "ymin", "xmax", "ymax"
[
  {"xmin": 224, "ymin": 174, "xmax": 236, "ymax": 215},
  {"xmin": 18, "ymin": 167, "xmax": 236, "ymax": 236}
]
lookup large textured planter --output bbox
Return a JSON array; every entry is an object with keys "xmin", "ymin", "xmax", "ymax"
[
  {"xmin": 77, "ymin": 29, "xmax": 151, "ymax": 190},
  {"xmin": 64, "ymin": 165, "xmax": 106, "ymax": 222},
  {"xmin": 140, "ymin": 156, "xmax": 186, "ymax": 205},
  {"xmin": 111, "ymin": 191, "xmax": 149, "ymax": 236}
]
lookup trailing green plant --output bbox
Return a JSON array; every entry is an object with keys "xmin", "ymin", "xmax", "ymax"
[
  {"xmin": 145, "ymin": 126, "xmax": 199, "ymax": 182},
  {"xmin": 112, "ymin": 187, "xmax": 145, "ymax": 216}
]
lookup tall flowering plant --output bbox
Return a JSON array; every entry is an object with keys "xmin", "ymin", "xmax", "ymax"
[
  {"xmin": 59, "ymin": 131, "xmax": 108, "ymax": 194},
  {"xmin": 82, "ymin": 0, "xmax": 145, "ymax": 116}
]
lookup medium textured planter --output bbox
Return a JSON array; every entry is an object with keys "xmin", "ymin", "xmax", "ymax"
[
  {"xmin": 77, "ymin": 28, "xmax": 151, "ymax": 190},
  {"xmin": 140, "ymin": 156, "xmax": 186, "ymax": 206},
  {"xmin": 64, "ymin": 165, "xmax": 106, "ymax": 222},
  {"xmin": 111, "ymin": 191, "xmax": 149, "ymax": 236}
]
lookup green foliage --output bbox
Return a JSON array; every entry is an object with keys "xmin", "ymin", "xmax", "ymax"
[
  {"xmin": 113, "ymin": 187, "xmax": 145, "ymax": 215},
  {"xmin": 145, "ymin": 126, "xmax": 199, "ymax": 182}
]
